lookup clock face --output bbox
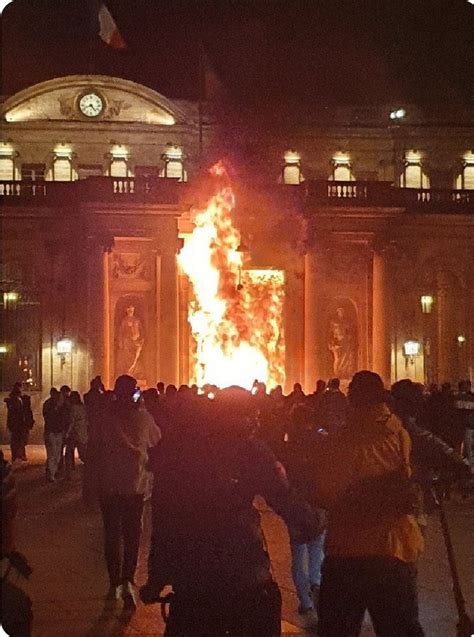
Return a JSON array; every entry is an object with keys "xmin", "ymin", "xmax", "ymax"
[{"xmin": 78, "ymin": 92, "xmax": 104, "ymax": 118}]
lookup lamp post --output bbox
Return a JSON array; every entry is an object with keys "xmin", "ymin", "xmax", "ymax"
[
  {"xmin": 420, "ymin": 294, "xmax": 434, "ymax": 385},
  {"xmin": 403, "ymin": 339, "xmax": 421, "ymax": 371},
  {"xmin": 389, "ymin": 108, "xmax": 406, "ymax": 186},
  {"xmin": 56, "ymin": 337, "xmax": 73, "ymax": 391}
]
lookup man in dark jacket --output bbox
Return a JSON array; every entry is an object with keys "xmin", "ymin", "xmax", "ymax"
[
  {"xmin": 42, "ymin": 388, "xmax": 63, "ymax": 482},
  {"xmin": 89, "ymin": 374, "xmax": 160, "ymax": 609},
  {"xmin": 315, "ymin": 378, "xmax": 347, "ymax": 435},
  {"xmin": 4, "ymin": 383, "xmax": 34, "ymax": 463},
  {"xmin": 141, "ymin": 386, "xmax": 323, "ymax": 636}
]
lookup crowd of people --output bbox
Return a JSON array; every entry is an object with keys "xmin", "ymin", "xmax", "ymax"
[{"xmin": 2, "ymin": 372, "xmax": 473, "ymax": 636}]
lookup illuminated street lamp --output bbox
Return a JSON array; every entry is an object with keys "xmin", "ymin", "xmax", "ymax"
[
  {"xmin": 390, "ymin": 108, "xmax": 406, "ymax": 121},
  {"xmin": 57, "ymin": 337, "xmax": 73, "ymax": 367},
  {"xmin": 403, "ymin": 340, "xmax": 421, "ymax": 365},
  {"xmin": 420, "ymin": 295, "xmax": 434, "ymax": 314},
  {"xmin": 457, "ymin": 334, "xmax": 467, "ymax": 347},
  {"xmin": 57, "ymin": 337, "xmax": 73, "ymax": 354},
  {"xmin": 3, "ymin": 291, "xmax": 19, "ymax": 308},
  {"xmin": 0, "ymin": 344, "xmax": 8, "ymax": 354}
]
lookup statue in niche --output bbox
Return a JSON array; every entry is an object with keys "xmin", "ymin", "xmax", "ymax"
[
  {"xmin": 116, "ymin": 304, "xmax": 145, "ymax": 377},
  {"xmin": 328, "ymin": 306, "xmax": 357, "ymax": 380}
]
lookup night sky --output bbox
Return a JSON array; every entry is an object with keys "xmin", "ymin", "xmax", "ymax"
[{"xmin": 1, "ymin": 0, "xmax": 474, "ymax": 110}]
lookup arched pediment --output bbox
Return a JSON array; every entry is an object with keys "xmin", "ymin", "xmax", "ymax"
[{"xmin": 2, "ymin": 75, "xmax": 187, "ymax": 126}]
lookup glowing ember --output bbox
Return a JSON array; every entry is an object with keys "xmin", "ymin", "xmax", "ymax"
[{"xmin": 178, "ymin": 163, "xmax": 285, "ymax": 390}]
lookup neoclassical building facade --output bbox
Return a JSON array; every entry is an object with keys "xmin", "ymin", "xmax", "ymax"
[{"xmin": 1, "ymin": 74, "xmax": 473, "ymax": 424}]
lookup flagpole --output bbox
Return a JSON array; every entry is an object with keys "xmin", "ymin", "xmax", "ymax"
[
  {"xmin": 88, "ymin": 0, "xmax": 98, "ymax": 75},
  {"xmin": 198, "ymin": 38, "xmax": 205, "ymax": 161}
]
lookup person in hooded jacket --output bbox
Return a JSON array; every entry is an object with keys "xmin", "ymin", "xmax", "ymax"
[
  {"xmin": 88, "ymin": 374, "xmax": 160, "ymax": 609},
  {"xmin": 313, "ymin": 371, "xmax": 425, "ymax": 637}
]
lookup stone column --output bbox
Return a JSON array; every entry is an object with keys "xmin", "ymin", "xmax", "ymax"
[
  {"xmin": 159, "ymin": 250, "xmax": 179, "ymax": 386},
  {"xmin": 86, "ymin": 239, "xmax": 112, "ymax": 387},
  {"xmin": 372, "ymin": 248, "xmax": 392, "ymax": 386},
  {"xmin": 436, "ymin": 270, "xmax": 450, "ymax": 383},
  {"xmin": 304, "ymin": 251, "xmax": 326, "ymax": 393}
]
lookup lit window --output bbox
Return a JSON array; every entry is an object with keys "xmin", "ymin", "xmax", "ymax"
[
  {"xmin": 160, "ymin": 145, "xmax": 187, "ymax": 181},
  {"xmin": 331, "ymin": 152, "xmax": 354, "ymax": 181},
  {"xmin": 51, "ymin": 144, "xmax": 76, "ymax": 181},
  {"xmin": 456, "ymin": 151, "xmax": 474, "ymax": 190},
  {"xmin": 282, "ymin": 150, "xmax": 304, "ymax": 184},
  {"xmin": 0, "ymin": 143, "xmax": 17, "ymax": 180},
  {"xmin": 400, "ymin": 150, "xmax": 429, "ymax": 188},
  {"xmin": 109, "ymin": 145, "xmax": 130, "ymax": 178}
]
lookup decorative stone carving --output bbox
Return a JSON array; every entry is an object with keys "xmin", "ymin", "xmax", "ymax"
[
  {"xmin": 103, "ymin": 100, "xmax": 131, "ymax": 119},
  {"xmin": 327, "ymin": 301, "xmax": 358, "ymax": 380},
  {"xmin": 58, "ymin": 95, "xmax": 75, "ymax": 119},
  {"xmin": 115, "ymin": 299, "xmax": 146, "ymax": 377},
  {"xmin": 112, "ymin": 253, "xmax": 150, "ymax": 280}
]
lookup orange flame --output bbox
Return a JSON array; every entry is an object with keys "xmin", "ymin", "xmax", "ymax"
[{"xmin": 178, "ymin": 163, "xmax": 285, "ymax": 389}]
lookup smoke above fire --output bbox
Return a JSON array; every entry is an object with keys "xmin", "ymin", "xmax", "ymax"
[{"xmin": 178, "ymin": 162, "xmax": 285, "ymax": 390}]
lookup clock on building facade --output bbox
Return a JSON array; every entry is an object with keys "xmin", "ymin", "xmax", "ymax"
[{"xmin": 77, "ymin": 91, "xmax": 104, "ymax": 118}]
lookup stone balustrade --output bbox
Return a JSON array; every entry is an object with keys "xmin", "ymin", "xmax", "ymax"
[{"xmin": 1, "ymin": 177, "xmax": 473, "ymax": 213}]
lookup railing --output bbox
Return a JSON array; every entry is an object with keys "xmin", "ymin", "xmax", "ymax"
[
  {"xmin": 0, "ymin": 176, "xmax": 182, "ymax": 204},
  {"xmin": 1, "ymin": 177, "xmax": 473, "ymax": 214},
  {"xmin": 304, "ymin": 181, "xmax": 474, "ymax": 213},
  {"xmin": 327, "ymin": 182, "xmax": 368, "ymax": 200},
  {"xmin": 0, "ymin": 182, "xmax": 47, "ymax": 197}
]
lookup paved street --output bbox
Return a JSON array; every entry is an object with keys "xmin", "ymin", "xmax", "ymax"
[{"xmin": 2, "ymin": 445, "xmax": 473, "ymax": 637}]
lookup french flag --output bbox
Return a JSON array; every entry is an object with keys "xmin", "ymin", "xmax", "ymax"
[{"xmin": 98, "ymin": 3, "xmax": 126, "ymax": 50}]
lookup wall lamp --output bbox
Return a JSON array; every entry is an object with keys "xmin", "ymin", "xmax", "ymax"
[
  {"xmin": 403, "ymin": 340, "xmax": 421, "ymax": 366},
  {"xmin": 420, "ymin": 295, "xmax": 434, "ymax": 314},
  {"xmin": 57, "ymin": 337, "xmax": 73, "ymax": 365}
]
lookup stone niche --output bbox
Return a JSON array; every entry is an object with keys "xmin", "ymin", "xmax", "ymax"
[{"xmin": 109, "ymin": 241, "xmax": 158, "ymax": 387}]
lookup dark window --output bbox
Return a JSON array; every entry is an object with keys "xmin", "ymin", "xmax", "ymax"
[
  {"xmin": 21, "ymin": 163, "xmax": 45, "ymax": 182},
  {"xmin": 0, "ymin": 296, "xmax": 41, "ymax": 392},
  {"xmin": 77, "ymin": 164, "xmax": 103, "ymax": 179},
  {"xmin": 135, "ymin": 165, "xmax": 160, "ymax": 178},
  {"xmin": 0, "ymin": 263, "xmax": 41, "ymax": 391}
]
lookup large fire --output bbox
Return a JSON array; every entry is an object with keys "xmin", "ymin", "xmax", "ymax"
[{"xmin": 178, "ymin": 163, "xmax": 285, "ymax": 390}]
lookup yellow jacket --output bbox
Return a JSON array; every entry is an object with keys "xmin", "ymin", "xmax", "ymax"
[{"xmin": 313, "ymin": 403, "xmax": 424, "ymax": 563}]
